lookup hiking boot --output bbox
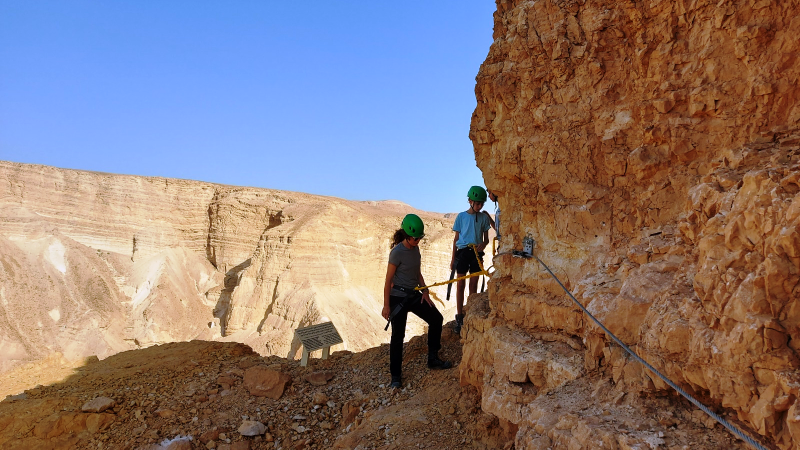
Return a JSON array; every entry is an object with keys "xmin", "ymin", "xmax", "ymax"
[
  {"xmin": 427, "ymin": 357, "xmax": 453, "ymax": 370},
  {"xmin": 390, "ymin": 376, "xmax": 402, "ymax": 389},
  {"xmin": 454, "ymin": 314, "xmax": 465, "ymax": 335}
]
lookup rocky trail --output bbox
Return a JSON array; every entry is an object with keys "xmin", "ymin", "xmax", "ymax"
[
  {"xmin": 0, "ymin": 317, "xmax": 490, "ymax": 450},
  {"xmin": 0, "ymin": 307, "xmax": 758, "ymax": 450}
]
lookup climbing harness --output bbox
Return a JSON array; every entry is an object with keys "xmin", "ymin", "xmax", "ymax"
[
  {"xmin": 510, "ymin": 236, "xmax": 769, "ymax": 450},
  {"xmin": 384, "ymin": 288, "xmax": 422, "ymax": 331}
]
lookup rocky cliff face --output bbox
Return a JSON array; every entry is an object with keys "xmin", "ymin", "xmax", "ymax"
[
  {"xmin": 0, "ymin": 161, "xmax": 457, "ymax": 372},
  {"xmin": 466, "ymin": 0, "xmax": 800, "ymax": 448}
]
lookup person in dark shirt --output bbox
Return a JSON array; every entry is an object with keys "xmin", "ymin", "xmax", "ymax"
[{"xmin": 383, "ymin": 214, "xmax": 452, "ymax": 389}]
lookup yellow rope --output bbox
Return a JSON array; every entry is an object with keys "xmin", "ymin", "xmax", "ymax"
[
  {"xmin": 471, "ymin": 243, "xmax": 487, "ymax": 272},
  {"xmin": 416, "ymin": 270, "xmax": 488, "ymax": 291},
  {"xmin": 415, "ymin": 244, "xmax": 490, "ymax": 291}
]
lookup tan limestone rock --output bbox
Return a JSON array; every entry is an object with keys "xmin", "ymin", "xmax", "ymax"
[
  {"xmin": 303, "ymin": 371, "xmax": 334, "ymax": 386},
  {"xmin": 243, "ymin": 366, "xmax": 291, "ymax": 399},
  {"xmin": 237, "ymin": 420, "xmax": 266, "ymax": 436},
  {"xmin": 81, "ymin": 396, "xmax": 115, "ymax": 413}
]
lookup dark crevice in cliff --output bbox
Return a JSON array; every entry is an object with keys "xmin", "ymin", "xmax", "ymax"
[
  {"xmin": 268, "ymin": 210, "xmax": 283, "ymax": 229},
  {"xmin": 214, "ymin": 258, "xmax": 251, "ymax": 336},
  {"xmin": 205, "ymin": 189, "xmax": 221, "ymax": 269},
  {"xmin": 256, "ymin": 277, "xmax": 279, "ymax": 334},
  {"xmin": 130, "ymin": 235, "xmax": 137, "ymax": 262}
]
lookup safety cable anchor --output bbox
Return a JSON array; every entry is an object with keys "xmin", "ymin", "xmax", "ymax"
[{"xmin": 512, "ymin": 235, "xmax": 535, "ymax": 259}]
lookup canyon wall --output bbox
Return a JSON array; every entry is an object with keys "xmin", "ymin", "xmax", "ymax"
[
  {"xmin": 465, "ymin": 0, "xmax": 800, "ymax": 448},
  {"xmin": 0, "ymin": 161, "xmax": 457, "ymax": 373}
]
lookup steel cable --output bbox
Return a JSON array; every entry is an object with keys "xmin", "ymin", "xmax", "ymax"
[{"xmin": 532, "ymin": 253, "xmax": 769, "ymax": 450}]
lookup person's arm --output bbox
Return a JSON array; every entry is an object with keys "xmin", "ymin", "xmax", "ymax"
[
  {"xmin": 478, "ymin": 217, "xmax": 490, "ymax": 252},
  {"xmin": 450, "ymin": 231, "xmax": 460, "ymax": 271},
  {"xmin": 483, "ymin": 210, "xmax": 496, "ymax": 231},
  {"xmin": 383, "ymin": 263, "xmax": 397, "ymax": 320},
  {"xmin": 417, "ymin": 271, "xmax": 432, "ymax": 306}
]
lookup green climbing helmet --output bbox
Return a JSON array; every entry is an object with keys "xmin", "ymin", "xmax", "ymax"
[
  {"xmin": 401, "ymin": 214, "xmax": 424, "ymax": 238},
  {"xmin": 468, "ymin": 186, "xmax": 487, "ymax": 202}
]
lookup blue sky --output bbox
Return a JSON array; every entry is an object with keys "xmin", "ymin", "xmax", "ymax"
[{"xmin": 0, "ymin": 1, "xmax": 496, "ymax": 214}]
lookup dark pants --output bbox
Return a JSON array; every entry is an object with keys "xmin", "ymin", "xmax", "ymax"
[
  {"xmin": 389, "ymin": 294, "xmax": 443, "ymax": 377},
  {"xmin": 455, "ymin": 247, "xmax": 484, "ymax": 274}
]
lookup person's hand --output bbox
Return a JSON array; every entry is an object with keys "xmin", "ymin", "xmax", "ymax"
[
  {"xmin": 421, "ymin": 291, "xmax": 433, "ymax": 307},
  {"xmin": 450, "ymin": 260, "xmax": 454, "ymax": 271},
  {"xmin": 382, "ymin": 304, "xmax": 391, "ymax": 320}
]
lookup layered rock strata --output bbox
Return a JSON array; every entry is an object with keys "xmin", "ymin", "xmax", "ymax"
[
  {"xmin": 466, "ymin": 0, "xmax": 800, "ymax": 448},
  {"xmin": 0, "ymin": 161, "xmax": 456, "ymax": 372}
]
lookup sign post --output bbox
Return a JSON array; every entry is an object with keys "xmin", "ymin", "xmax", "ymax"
[{"xmin": 294, "ymin": 322, "xmax": 343, "ymax": 366}]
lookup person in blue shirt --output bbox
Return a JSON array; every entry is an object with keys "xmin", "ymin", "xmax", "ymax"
[
  {"xmin": 486, "ymin": 189, "xmax": 499, "ymax": 239},
  {"xmin": 450, "ymin": 186, "xmax": 491, "ymax": 335}
]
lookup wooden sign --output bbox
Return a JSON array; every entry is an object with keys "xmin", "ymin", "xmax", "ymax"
[{"xmin": 294, "ymin": 322, "xmax": 343, "ymax": 366}]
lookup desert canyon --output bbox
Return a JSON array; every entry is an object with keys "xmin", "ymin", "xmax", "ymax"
[
  {"xmin": 0, "ymin": 160, "xmax": 460, "ymax": 374},
  {"xmin": 2, "ymin": 0, "xmax": 800, "ymax": 449}
]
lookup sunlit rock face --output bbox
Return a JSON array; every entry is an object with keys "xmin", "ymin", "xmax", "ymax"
[
  {"xmin": 465, "ymin": 0, "xmax": 800, "ymax": 448},
  {"xmin": 0, "ymin": 161, "xmax": 456, "ymax": 372}
]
